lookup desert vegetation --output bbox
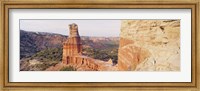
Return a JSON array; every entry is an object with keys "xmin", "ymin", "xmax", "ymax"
[
  {"xmin": 60, "ymin": 66, "xmax": 77, "ymax": 71},
  {"xmin": 20, "ymin": 48, "xmax": 62, "ymax": 71},
  {"xmin": 82, "ymin": 47, "xmax": 118, "ymax": 64}
]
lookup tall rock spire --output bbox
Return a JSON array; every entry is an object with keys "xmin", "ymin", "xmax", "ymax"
[{"xmin": 62, "ymin": 23, "xmax": 82, "ymax": 64}]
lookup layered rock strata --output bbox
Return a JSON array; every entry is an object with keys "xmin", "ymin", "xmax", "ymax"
[
  {"xmin": 118, "ymin": 20, "xmax": 180, "ymax": 71},
  {"xmin": 61, "ymin": 23, "xmax": 117, "ymax": 71},
  {"xmin": 62, "ymin": 23, "xmax": 82, "ymax": 64}
]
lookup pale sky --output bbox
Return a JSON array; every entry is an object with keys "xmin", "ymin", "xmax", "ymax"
[{"xmin": 20, "ymin": 20, "xmax": 121, "ymax": 37}]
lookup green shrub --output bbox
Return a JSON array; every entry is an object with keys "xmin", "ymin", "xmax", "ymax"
[
  {"xmin": 30, "ymin": 48, "xmax": 62, "ymax": 61},
  {"xmin": 60, "ymin": 66, "xmax": 76, "ymax": 71},
  {"xmin": 82, "ymin": 47, "xmax": 118, "ymax": 63}
]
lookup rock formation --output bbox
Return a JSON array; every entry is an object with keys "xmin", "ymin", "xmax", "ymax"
[
  {"xmin": 60, "ymin": 23, "xmax": 117, "ymax": 71},
  {"xmin": 62, "ymin": 23, "xmax": 82, "ymax": 64},
  {"xmin": 118, "ymin": 20, "xmax": 180, "ymax": 71}
]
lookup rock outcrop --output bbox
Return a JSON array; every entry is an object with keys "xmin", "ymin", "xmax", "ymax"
[
  {"xmin": 61, "ymin": 23, "xmax": 117, "ymax": 71},
  {"xmin": 118, "ymin": 20, "xmax": 180, "ymax": 71},
  {"xmin": 62, "ymin": 23, "xmax": 82, "ymax": 64}
]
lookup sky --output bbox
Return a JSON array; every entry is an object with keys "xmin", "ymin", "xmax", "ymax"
[{"xmin": 20, "ymin": 20, "xmax": 121, "ymax": 37}]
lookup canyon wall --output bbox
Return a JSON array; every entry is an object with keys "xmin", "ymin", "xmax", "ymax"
[{"xmin": 118, "ymin": 20, "xmax": 180, "ymax": 71}]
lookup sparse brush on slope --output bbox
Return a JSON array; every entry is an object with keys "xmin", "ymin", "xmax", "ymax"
[
  {"xmin": 60, "ymin": 66, "xmax": 76, "ymax": 71},
  {"xmin": 30, "ymin": 48, "xmax": 63, "ymax": 61}
]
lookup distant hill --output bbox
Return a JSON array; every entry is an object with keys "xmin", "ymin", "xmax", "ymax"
[
  {"xmin": 20, "ymin": 30, "xmax": 67, "ymax": 59},
  {"xmin": 81, "ymin": 36, "xmax": 119, "ymax": 49}
]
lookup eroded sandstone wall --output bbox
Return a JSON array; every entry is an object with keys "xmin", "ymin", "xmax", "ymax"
[
  {"xmin": 67, "ymin": 56, "xmax": 117, "ymax": 71},
  {"xmin": 47, "ymin": 56, "xmax": 117, "ymax": 71},
  {"xmin": 118, "ymin": 20, "xmax": 180, "ymax": 71}
]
